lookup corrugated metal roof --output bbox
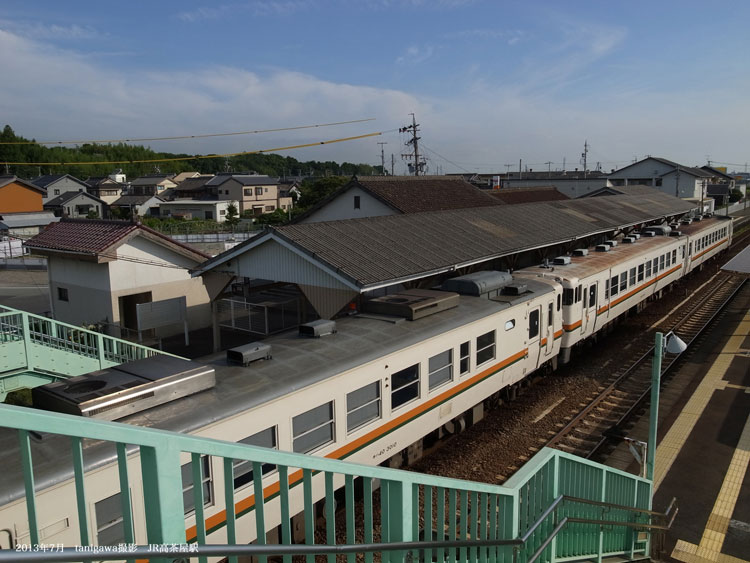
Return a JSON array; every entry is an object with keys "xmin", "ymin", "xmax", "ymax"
[
  {"xmin": 488, "ymin": 186, "xmax": 569, "ymax": 204},
  {"xmin": 721, "ymin": 244, "xmax": 750, "ymax": 274},
  {"xmin": 198, "ymin": 191, "xmax": 695, "ymax": 289}
]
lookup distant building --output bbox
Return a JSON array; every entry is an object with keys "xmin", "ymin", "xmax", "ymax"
[
  {"xmin": 84, "ymin": 177, "xmax": 125, "ymax": 205},
  {"xmin": 43, "ymin": 191, "xmax": 107, "ymax": 219},
  {"xmin": 159, "ymin": 199, "xmax": 239, "ymax": 222},
  {"xmin": 173, "ymin": 175, "xmax": 216, "ymax": 200},
  {"xmin": 297, "ymin": 175, "xmax": 501, "ymax": 223},
  {"xmin": 0, "ymin": 176, "xmax": 58, "ymax": 241},
  {"xmin": 608, "ymin": 157, "xmax": 713, "ymax": 199},
  {"xmin": 31, "ymin": 174, "xmax": 89, "ymax": 202},
  {"xmin": 171, "ymin": 171, "xmax": 206, "ymax": 184},
  {"xmin": 110, "ymin": 195, "xmax": 164, "ymax": 218},
  {"xmin": 205, "ymin": 173, "xmax": 289, "ymax": 215},
  {"xmin": 128, "ymin": 174, "xmax": 177, "ymax": 196},
  {"xmin": 486, "ymin": 186, "xmax": 569, "ymax": 205},
  {"xmin": 0, "ymin": 175, "xmax": 47, "ymax": 213}
]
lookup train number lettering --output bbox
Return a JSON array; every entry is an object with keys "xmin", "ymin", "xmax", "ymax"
[{"xmin": 372, "ymin": 441, "xmax": 398, "ymax": 459}]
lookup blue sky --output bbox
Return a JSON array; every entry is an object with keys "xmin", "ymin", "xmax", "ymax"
[{"xmin": 1, "ymin": 1, "xmax": 749, "ymax": 174}]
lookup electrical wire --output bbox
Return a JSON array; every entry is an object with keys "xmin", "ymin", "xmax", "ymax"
[
  {"xmin": 0, "ymin": 118, "xmax": 377, "ymax": 146},
  {"xmin": 0, "ymin": 130, "xmax": 396, "ymax": 166},
  {"xmin": 419, "ymin": 143, "xmax": 473, "ymax": 174}
]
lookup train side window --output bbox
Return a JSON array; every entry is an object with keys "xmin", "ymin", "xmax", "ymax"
[
  {"xmin": 182, "ymin": 455, "xmax": 213, "ymax": 515},
  {"xmin": 575, "ymin": 285, "xmax": 582, "ymax": 303},
  {"xmin": 619, "ymin": 272, "xmax": 627, "ymax": 292},
  {"xmin": 660, "ymin": 255, "xmax": 665, "ymax": 271},
  {"xmin": 638, "ymin": 264, "xmax": 644, "ymax": 282},
  {"xmin": 234, "ymin": 427, "xmax": 277, "ymax": 489},
  {"xmin": 605, "ymin": 278, "xmax": 609, "ymax": 299},
  {"xmin": 459, "ymin": 341, "xmax": 470, "ymax": 374},
  {"xmin": 562, "ymin": 288, "xmax": 574, "ymax": 306},
  {"xmin": 629, "ymin": 267, "xmax": 636, "ymax": 286},
  {"xmin": 672, "ymin": 249, "xmax": 677, "ymax": 263},
  {"xmin": 428, "ymin": 350, "xmax": 453, "ymax": 390},
  {"xmin": 588, "ymin": 285, "xmax": 596, "ymax": 308},
  {"xmin": 391, "ymin": 364, "xmax": 420, "ymax": 409},
  {"xmin": 347, "ymin": 382, "xmax": 381, "ymax": 431},
  {"xmin": 681, "ymin": 246, "xmax": 685, "ymax": 259},
  {"xmin": 646, "ymin": 261, "xmax": 652, "ymax": 277},
  {"xmin": 476, "ymin": 330, "xmax": 495, "ymax": 365},
  {"xmin": 548, "ymin": 303, "xmax": 553, "ymax": 326},
  {"xmin": 610, "ymin": 275, "xmax": 619, "ymax": 296},
  {"xmin": 666, "ymin": 253, "xmax": 671, "ymax": 267},
  {"xmin": 95, "ymin": 493, "xmax": 126, "ymax": 546},
  {"xmin": 293, "ymin": 402, "xmax": 335, "ymax": 453},
  {"xmin": 528, "ymin": 310, "xmax": 539, "ymax": 339},
  {"xmin": 653, "ymin": 257, "xmax": 659, "ymax": 273},
  {"xmin": 557, "ymin": 294, "xmax": 561, "ymax": 311}
]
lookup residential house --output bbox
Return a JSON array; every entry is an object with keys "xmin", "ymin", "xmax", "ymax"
[
  {"xmin": 608, "ymin": 157, "xmax": 713, "ymax": 199},
  {"xmin": 31, "ymin": 174, "xmax": 89, "ymax": 202},
  {"xmin": 110, "ymin": 195, "xmax": 164, "ymax": 218},
  {"xmin": 0, "ymin": 176, "xmax": 58, "ymax": 242},
  {"xmin": 128, "ymin": 174, "xmax": 177, "ymax": 196},
  {"xmin": 206, "ymin": 173, "xmax": 283, "ymax": 215},
  {"xmin": 24, "ymin": 219, "xmax": 226, "ymax": 339},
  {"xmin": 0, "ymin": 175, "xmax": 46, "ymax": 213},
  {"xmin": 159, "ymin": 199, "xmax": 239, "ymax": 222},
  {"xmin": 84, "ymin": 177, "xmax": 125, "ymax": 205},
  {"xmin": 296, "ymin": 175, "xmax": 501, "ymax": 223},
  {"xmin": 171, "ymin": 171, "xmax": 205, "ymax": 184},
  {"xmin": 173, "ymin": 175, "xmax": 216, "ymax": 199},
  {"xmin": 44, "ymin": 191, "xmax": 107, "ymax": 219}
]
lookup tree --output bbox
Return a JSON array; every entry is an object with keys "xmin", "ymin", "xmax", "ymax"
[
  {"xmin": 225, "ymin": 203, "xmax": 240, "ymax": 227},
  {"xmin": 729, "ymin": 188, "xmax": 743, "ymax": 203}
]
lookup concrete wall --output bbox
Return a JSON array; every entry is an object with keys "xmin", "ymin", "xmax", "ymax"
[
  {"xmin": 300, "ymin": 186, "xmax": 397, "ymax": 223},
  {"xmin": 48, "ymin": 255, "xmax": 114, "ymax": 327}
]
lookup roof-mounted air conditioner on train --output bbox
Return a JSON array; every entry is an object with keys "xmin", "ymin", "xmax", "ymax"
[
  {"xmin": 605, "ymin": 239, "xmax": 618, "ymax": 247},
  {"xmin": 643, "ymin": 225, "xmax": 671, "ymax": 236},
  {"xmin": 299, "ymin": 319, "xmax": 337, "ymax": 337},
  {"xmin": 502, "ymin": 283, "xmax": 528, "ymax": 296},
  {"xmin": 642, "ymin": 231, "xmax": 656, "ymax": 237},
  {"xmin": 631, "ymin": 233, "xmax": 641, "ymax": 239},
  {"xmin": 622, "ymin": 236, "xmax": 636, "ymax": 244},
  {"xmin": 681, "ymin": 218, "xmax": 693, "ymax": 225},
  {"xmin": 552, "ymin": 256, "xmax": 571, "ymax": 265},
  {"xmin": 227, "ymin": 342, "xmax": 272, "ymax": 366},
  {"xmin": 572, "ymin": 248, "xmax": 588, "ymax": 257},
  {"xmin": 32, "ymin": 356, "xmax": 216, "ymax": 421},
  {"xmin": 363, "ymin": 289, "xmax": 459, "ymax": 320},
  {"xmin": 669, "ymin": 230, "xmax": 682, "ymax": 237},
  {"xmin": 703, "ymin": 213, "xmax": 713, "ymax": 218},
  {"xmin": 694, "ymin": 215, "xmax": 703, "ymax": 221},
  {"xmin": 440, "ymin": 271, "xmax": 512, "ymax": 296},
  {"xmin": 595, "ymin": 244, "xmax": 610, "ymax": 252}
]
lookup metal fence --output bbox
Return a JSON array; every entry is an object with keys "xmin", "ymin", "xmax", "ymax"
[{"xmin": 217, "ymin": 296, "xmax": 301, "ymax": 336}]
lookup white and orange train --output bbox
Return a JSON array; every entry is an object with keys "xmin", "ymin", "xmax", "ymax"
[{"xmin": 0, "ymin": 215, "xmax": 732, "ymax": 552}]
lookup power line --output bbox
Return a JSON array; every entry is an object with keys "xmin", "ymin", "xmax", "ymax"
[
  {"xmin": 0, "ymin": 130, "xmax": 395, "ymax": 166},
  {"xmin": 0, "ymin": 118, "xmax": 377, "ymax": 146},
  {"xmin": 419, "ymin": 143, "xmax": 472, "ymax": 174}
]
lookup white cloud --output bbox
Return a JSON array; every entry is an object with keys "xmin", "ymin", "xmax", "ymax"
[
  {"xmin": 395, "ymin": 45, "xmax": 435, "ymax": 65},
  {"xmin": 177, "ymin": 1, "xmax": 311, "ymax": 22},
  {"xmin": 444, "ymin": 28, "xmax": 525, "ymax": 46},
  {"xmin": 0, "ymin": 19, "xmax": 102, "ymax": 40}
]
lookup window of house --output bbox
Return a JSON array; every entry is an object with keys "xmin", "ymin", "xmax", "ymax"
[
  {"xmin": 588, "ymin": 285, "xmax": 596, "ymax": 308},
  {"xmin": 629, "ymin": 268, "xmax": 636, "ymax": 286},
  {"xmin": 354, "ymin": 195, "xmax": 361, "ymax": 209},
  {"xmin": 638, "ymin": 264, "xmax": 644, "ymax": 282},
  {"xmin": 562, "ymin": 288, "xmax": 574, "ymax": 306},
  {"xmin": 233, "ymin": 427, "xmax": 277, "ymax": 490},
  {"xmin": 459, "ymin": 341, "xmax": 470, "ymax": 375},
  {"xmin": 528, "ymin": 310, "xmax": 539, "ymax": 339},
  {"xmin": 255, "ymin": 187, "xmax": 263, "ymax": 196},
  {"xmin": 428, "ymin": 350, "xmax": 453, "ymax": 390},
  {"xmin": 476, "ymin": 331, "xmax": 495, "ymax": 365},
  {"xmin": 347, "ymin": 382, "xmax": 381, "ymax": 432},
  {"xmin": 181, "ymin": 455, "xmax": 212, "ymax": 515},
  {"xmin": 244, "ymin": 188, "xmax": 252, "ymax": 196},
  {"xmin": 293, "ymin": 402, "xmax": 335, "ymax": 453},
  {"xmin": 264, "ymin": 188, "xmax": 269, "ymax": 193},
  {"xmin": 219, "ymin": 209, "xmax": 226, "ymax": 216},
  {"xmin": 54, "ymin": 189, "xmax": 60, "ymax": 195},
  {"xmin": 610, "ymin": 275, "xmax": 619, "ymax": 296},
  {"xmin": 95, "ymin": 493, "xmax": 126, "ymax": 546},
  {"xmin": 391, "ymin": 364, "xmax": 420, "ymax": 409},
  {"xmin": 265, "ymin": 205, "xmax": 274, "ymax": 212},
  {"xmin": 619, "ymin": 272, "xmax": 627, "ymax": 292},
  {"xmin": 58, "ymin": 287, "xmax": 69, "ymax": 302}
]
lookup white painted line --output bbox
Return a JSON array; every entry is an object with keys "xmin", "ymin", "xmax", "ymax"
[{"xmin": 532, "ymin": 397, "xmax": 566, "ymax": 424}]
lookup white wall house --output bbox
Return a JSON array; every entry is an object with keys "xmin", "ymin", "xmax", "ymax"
[
  {"xmin": 608, "ymin": 157, "xmax": 713, "ymax": 200},
  {"xmin": 159, "ymin": 199, "xmax": 239, "ymax": 222},
  {"xmin": 24, "ymin": 219, "xmax": 227, "ymax": 340},
  {"xmin": 32, "ymin": 174, "xmax": 90, "ymax": 202}
]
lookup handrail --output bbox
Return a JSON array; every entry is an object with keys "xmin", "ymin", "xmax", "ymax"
[
  {"xmin": 563, "ymin": 494, "xmax": 668, "ymax": 517},
  {"xmin": 519, "ymin": 495, "xmax": 564, "ymax": 542}
]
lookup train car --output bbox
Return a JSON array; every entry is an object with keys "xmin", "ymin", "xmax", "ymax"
[
  {"xmin": 682, "ymin": 215, "xmax": 733, "ymax": 274},
  {"xmin": 0, "ymin": 272, "xmax": 562, "ymax": 551}
]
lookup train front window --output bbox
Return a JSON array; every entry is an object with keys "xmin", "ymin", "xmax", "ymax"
[
  {"xmin": 293, "ymin": 402, "xmax": 335, "ymax": 453},
  {"xmin": 95, "ymin": 493, "xmax": 125, "ymax": 546},
  {"xmin": 233, "ymin": 427, "xmax": 277, "ymax": 490},
  {"xmin": 428, "ymin": 350, "xmax": 453, "ymax": 390},
  {"xmin": 182, "ymin": 455, "xmax": 213, "ymax": 515},
  {"xmin": 347, "ymin": 381, "xmax": 381, "ymax": 431},
  {"xmin": 391, "ymin": 364, "xmax": 420, "ymax": 408},
  {"xmin": 476, "ymin": 331, "xmax": 496, "ymax": 366}
]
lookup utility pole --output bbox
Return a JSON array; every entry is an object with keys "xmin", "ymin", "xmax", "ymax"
[
  {"xmin": 562, "ymin": 158, "xmax": 566, "ymax": 172},
  {"xmin": 545, "ymin": 161, "xmax": 552, "ymax": 178},
  {"xmin": 504, "ymin": 164, "xmax": 512, "ymax": 175},
  {"xmin": 581, "ymin": 140, "xmax": 589, "ymax": 178},
  {"xmin": 519, "ymin": 159, "xmax": 522, "ymax": 180},
  {"xmin": 377, "ymin": 142, "xmax": 387, "ymax": 175},
  {"xmin": 391, "ymin": 154, "xmax": 395, "ymax": 176},
  {"xmin": 400, "ymin": 113, "xmax": 425, "ymax": 176}
]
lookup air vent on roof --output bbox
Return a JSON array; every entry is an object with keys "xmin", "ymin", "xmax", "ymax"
[
  {"xmin": 572, "ymin": 248, "xmax": 589, "ymax": 257},
  {"xmin": 642, "ymin": 231, "xmax": 656, "ymax": 237},
  {"xmin": 502, "ymin": 283, "xmax": 528, "ymax": 296},
  {"xmin": 299, "ymin": 319, "xmax": 337, "ymax": 338},
  {"xmin": 227, "ymin": 342, "xmax": 272, "ymax": 366},
  {"xmin": 32, "ymin": 356, "xmax": 215, "ymax": 421},
  {"xmin": 363, "ymin": 289, "xmax": 459, "ymax": 320},
  {"xmin": 595, "ymin": 244, "xmax": 610, "ymax": 252},
  {"xmin": 622, "ymin": 236, "xmax": 636, "ymax": 244},
  {"xmin": 552, "ymin": 256, "xmax": 571, "ymax": 265},
  {"xmin": 605, "ymin": 239, "xmax": 618, "ymax": 247},
  {"xmin": 669, "ymin": 230, "xmax": 682, "ymax": 237},
  {"xmin": 440, "ymin": 271, "xmax": 512, "ymax": 296},
  {"xmin": 681, "ymin": 218, "xmax": 693, "ymax": 225}
]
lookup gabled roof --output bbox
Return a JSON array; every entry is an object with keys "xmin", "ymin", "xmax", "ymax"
[
  {"xmin": 0, "ymin": 175, "xmax": 47, "ymax": 194},
  {"xmin": 176, "ymin": 176, "xmax": 214, "ymax": 191},
  {"xmin": 171, "ymin": 172, "xmax": 206, "ymax": 183},
  {"xmin": 25, "ymin": 218, "xmax": 209, "ymax": 263},
  {"xmin": 43, "ymin": 191, "xmax": 106, "ymax": 207},
  {"xmin": 206, "ymin": 174, "xmax": 278, "ymax": 187},
  {"xmin": 31, "ymin": 174, "xmax": 88, "ymax": 189},
  {"xmin": 487, "ymin": 186, "xmax": 569, "ymax": 204},
  {"xmin": 0, "ymin": 212, "xmax": 59, "ymax": 229},
  {"xmin": 129, "ymin": 175, "xmax": 175, "ymax": 186},
  {"xmin": 111, "ymin": 195, "xmax": 164, "ymax": 206},
  {"xmin": 609, "ymin": 157, "xmax": 712, "ymax": 179},
  {"xmin": 580, "ymin": 184, "xmax": 663, "ymax": 198},
  {"xmin": 701, "ymin": 166, "xmax": 734, "ymax": 181},
  {"xmin": 84, "ymin": 177, "xmax": 124, "ymax": 188},
  {"xmin": 197, "ymin": 190, "xmax": 695, "ymax": 290}
]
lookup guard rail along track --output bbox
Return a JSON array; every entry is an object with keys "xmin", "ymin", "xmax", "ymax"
[{"xmin": 546, "ymin": 268, "xmax": 747, "ymax": 461}]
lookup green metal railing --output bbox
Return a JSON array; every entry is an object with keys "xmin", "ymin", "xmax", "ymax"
[
  {"xmin": 0, "ymin": 306, "xmax": 181, "ymax": 398},
  {"xmin": 0, "ymin": 403, "xmax": 655, "ymax": 563}
]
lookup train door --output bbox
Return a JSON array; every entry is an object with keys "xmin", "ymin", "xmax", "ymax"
[
  {"xmin": 545, "ymin": 301, "xmax": 554, "ymax": 356},
  {"xmin": 586, "ymin": 283, "xmax": 597, "ymax": 334},
  {"xmin": 528, "ymin": 305, "xmax": 541, "ymax": 367},
  {"xmin": 580, "ymin": 284, "xmax": 589, "ymax": 334}
]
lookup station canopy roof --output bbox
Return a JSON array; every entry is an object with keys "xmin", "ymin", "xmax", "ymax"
[{"xmin": 195, "ymin": 190, "xmax": 695, "ymax": 293}]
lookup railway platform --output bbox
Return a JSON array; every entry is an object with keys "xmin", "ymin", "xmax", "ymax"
[{"xmin": 608, "ymin": 281, "xmax": 750, "ymax": 562}]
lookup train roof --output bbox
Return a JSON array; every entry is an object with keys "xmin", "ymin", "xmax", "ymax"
[
  {"xmin": 515, "ymin": 217, "xmax": 729, "ymax": 283},
  {"xmin": 1, "ymin": 278, "xmax": 556, "ymax": 506}
]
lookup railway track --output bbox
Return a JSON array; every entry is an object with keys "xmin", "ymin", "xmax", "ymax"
[{"xmin": 546, "ymin": 271, "xmax": 746, "ymax": 461}]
